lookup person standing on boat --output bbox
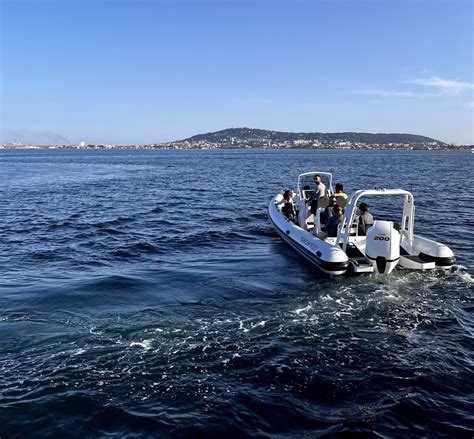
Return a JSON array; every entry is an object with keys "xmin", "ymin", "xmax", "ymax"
[
  {"xmin": 357, "ymin": 202, "xmax": 374, "ymax": 235},
  {"xmin": 309, "ymin": 174, "xmax": 326, "ymax": 215}
]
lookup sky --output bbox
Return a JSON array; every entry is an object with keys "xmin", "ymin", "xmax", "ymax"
[{"xmin": 1, "ymin": 0, "xmax": 473, "ymax": 145}]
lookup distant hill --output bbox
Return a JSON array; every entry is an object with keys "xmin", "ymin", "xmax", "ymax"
[
  {"xmin": 164, "ymin": 128, "xmax": 449, "ymax": 149},
  {"xmin": 183, "ymin": 128, "xmax": 445, "ymax": 146}
]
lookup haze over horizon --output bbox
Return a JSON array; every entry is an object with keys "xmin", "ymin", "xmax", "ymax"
[{"xmin": 1, "ymin": 0, "xmax": 473, "ymax": 145}]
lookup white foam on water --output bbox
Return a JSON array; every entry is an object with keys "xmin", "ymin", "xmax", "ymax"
[
  {"xmin": 72, "ymin": 348, "xmax": 86, "ymax": 356},
  {"xmin": 452, "ymin": 266, "xmax": 474, "ymax": 284},
  {"xmin": 237, "ymin": 319, "xmax": 266, "ymax": 332},
  {"xmin": 145, "ymin": 327, "xmax": 164, "ymax": 333},
  {"xmin": 294, "ymin": 303, "xmax": 312, "ymax": 315},
  {"xmin": 129, "ymin": 339, "xmax": 153, "ymax": 350},
  {"xmin": 89, "ymin": 326, "xmax": 103, "ymax": 335}
]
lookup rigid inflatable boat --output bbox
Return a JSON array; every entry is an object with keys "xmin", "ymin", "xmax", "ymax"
[{"xmin": 268, "ymin": 172, "xmax": 455, "ymax": 275}]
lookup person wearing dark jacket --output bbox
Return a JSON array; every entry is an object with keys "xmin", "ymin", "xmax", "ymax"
[
  {"xmin": 323, "ymin": 196, "xmax": 338, "ymax": 225},
  {"xmin": 327, "ymin": 205, "xmax": 343, "ymax": 237},
  {"xmin": 280, "ymin": 189, "xmax": 296, "ymax": 222}
]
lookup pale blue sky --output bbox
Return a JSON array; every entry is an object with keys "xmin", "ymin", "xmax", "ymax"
[{"xmin": 1, "ymin": 0, "xmax": 473, "ymax": 145}]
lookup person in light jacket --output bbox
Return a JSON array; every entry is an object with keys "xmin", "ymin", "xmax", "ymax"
[
  {"xmin": 358, "ymin": 202, "xmax": 374, "ymax": 235},
  {"xmin": 309, "ymin": 174, "xmax": 326, "ymax": 215}
]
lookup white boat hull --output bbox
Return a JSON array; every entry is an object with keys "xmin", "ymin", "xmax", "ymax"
[{"xmin": 268, "ymin": 194, "xmax": 349, "ymax": 275}]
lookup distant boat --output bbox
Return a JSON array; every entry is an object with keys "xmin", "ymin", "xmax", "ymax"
[{"xmin": 269, "ymin": 171, "xmax": 455, "ymax": 275}]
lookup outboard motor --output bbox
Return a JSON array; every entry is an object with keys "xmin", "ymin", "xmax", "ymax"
[{"xmin": 365, "ymin": 221, "xmax": 400, "ymax": 274}]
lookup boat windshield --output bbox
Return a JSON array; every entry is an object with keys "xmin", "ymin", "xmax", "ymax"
[{"xmin": 297, "ymin": 172, "xmax": 333, "ymax": 198}]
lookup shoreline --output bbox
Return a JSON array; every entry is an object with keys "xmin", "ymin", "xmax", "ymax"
[{"xmin": 0, "ymin": 146, "xmax": 471, "ymax": 151}]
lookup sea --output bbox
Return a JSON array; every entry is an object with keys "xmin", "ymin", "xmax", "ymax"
[{"xmin": 0, "ymin": 148, "xmax": 472, "ymax": 438}]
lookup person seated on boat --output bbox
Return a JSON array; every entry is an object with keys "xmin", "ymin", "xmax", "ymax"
[
  {"xmin": 357, "ymin": 202, "xmax": 374, "ymax": 235},
  {"xmin": 323, "ymin": 195, "xmax": 338, "ymax": 225},
  {"xmin": 308, "ymin": 174, "xmax": 326, "ymax": 215},
  {"xmin": 334, "ymin": 183, "xmax": 348, "ymax": 200},
  {"xmin": 280, "ymin": 189, "xmax": 296, "ymax": 222},
  {"xmin": 327, "ymin": 205, "xmax": 343, "ymax": 237}
]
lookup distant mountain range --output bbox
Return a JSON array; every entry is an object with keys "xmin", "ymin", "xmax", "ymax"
[
  {"xmin": 3, "ymin": 127, "xmax": 463, "ymax": 150},
  {"xmin": 161, "ymin": 128, "xmax": 451, "ymax": 150}
]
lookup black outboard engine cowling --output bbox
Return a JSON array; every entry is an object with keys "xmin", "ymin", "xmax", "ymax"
[{"xmin": 365, "ymin": 221, "xmax": 400, "ymax": 274}]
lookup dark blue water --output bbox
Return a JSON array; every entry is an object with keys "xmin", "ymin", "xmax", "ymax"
[{"xmin": 0, "ymin": 149, "xmax": 472, "ymax": 438}]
